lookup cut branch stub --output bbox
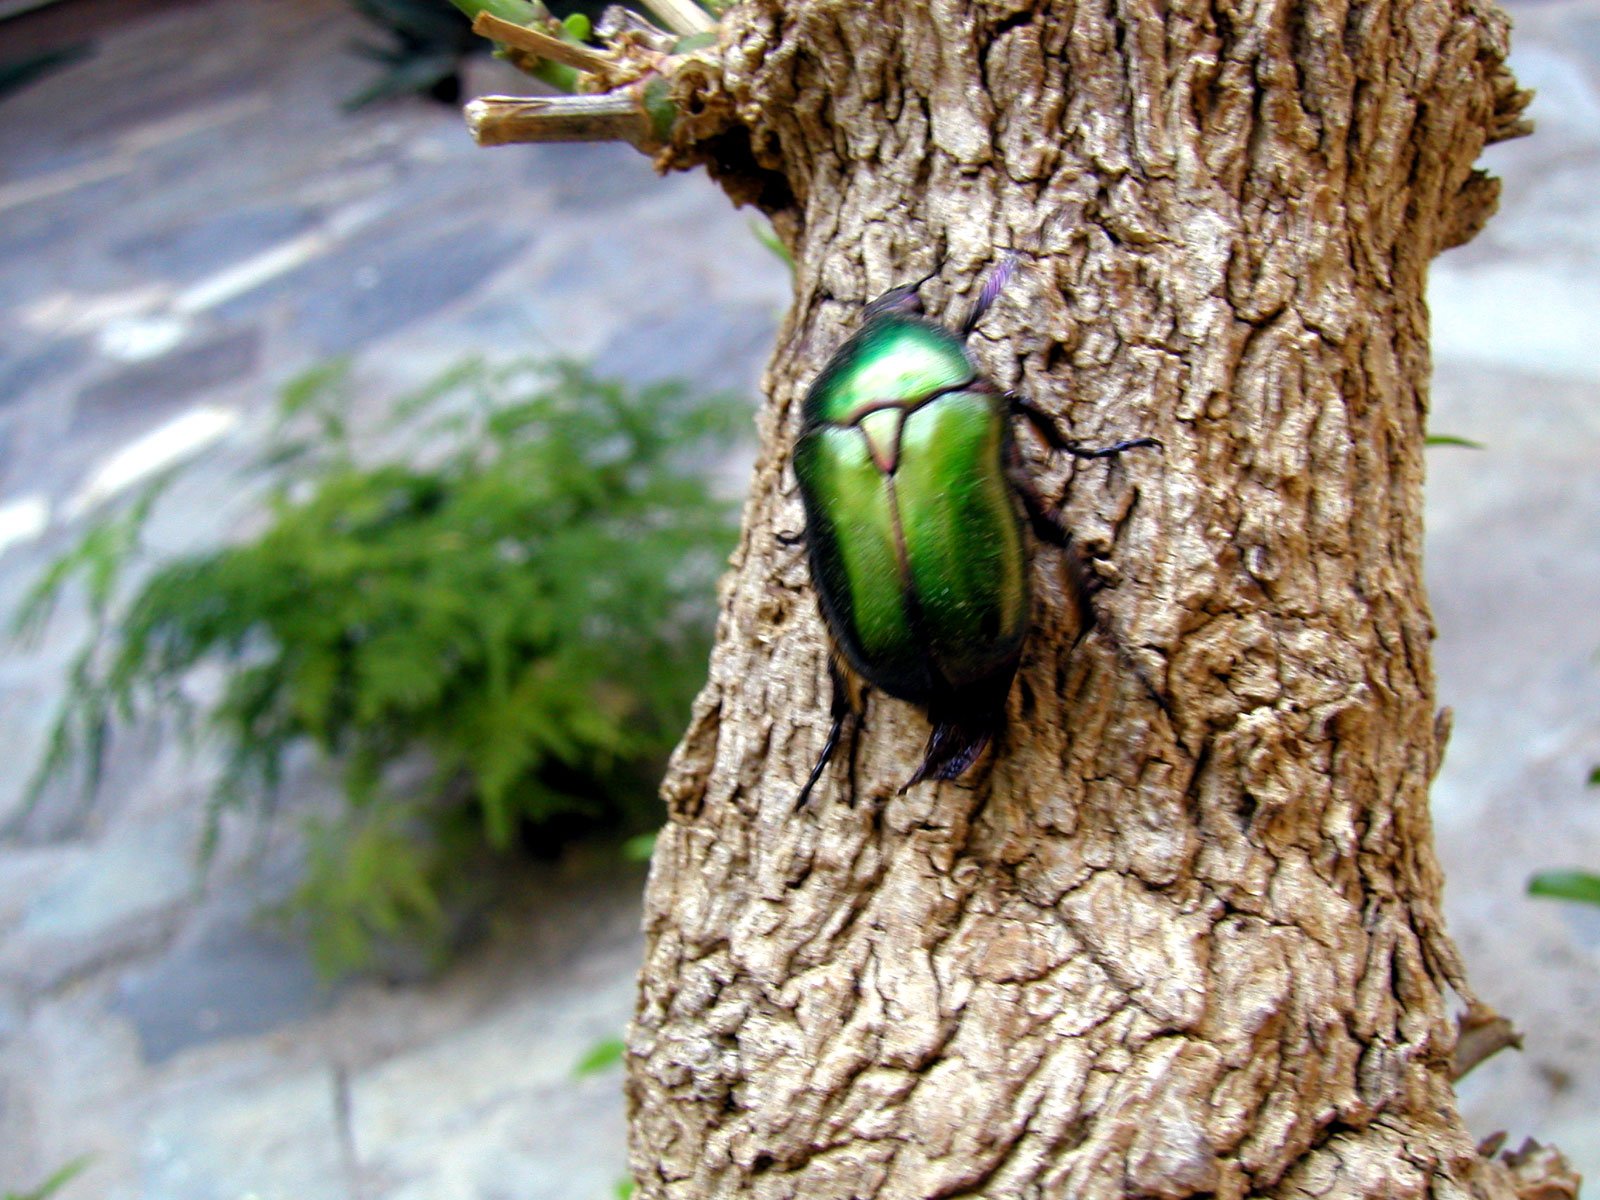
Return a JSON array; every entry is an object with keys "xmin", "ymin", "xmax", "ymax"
[{"xmin": 464, "ymin": 92, "xmax": 661, "ymax": 149}]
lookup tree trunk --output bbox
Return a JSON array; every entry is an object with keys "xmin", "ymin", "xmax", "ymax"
[{"xmin": 518, "ymin": 0, "xmax": 1568, "ymax": 1196}]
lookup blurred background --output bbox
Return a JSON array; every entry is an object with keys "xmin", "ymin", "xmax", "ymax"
[{"xmin": 0, "ymin": 1, "xmax": 1595, "ymax": 1197}]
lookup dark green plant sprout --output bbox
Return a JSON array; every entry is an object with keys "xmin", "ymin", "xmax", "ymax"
[
  {"xmin": 0, "ymin": 43, "xmax": 93, "ymax": 103},
  {"xmin": 15, "ymin": 358, "xmax": 742, "ymax": 977}
]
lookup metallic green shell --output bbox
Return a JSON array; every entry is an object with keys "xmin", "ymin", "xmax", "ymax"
[
  {"xmin": 794, "ymin": 313, "xmax": 1029, "ymax": 707},
  {"xmin": 802, "ymin": 315, "xmax": 975, "ymax": 427}
]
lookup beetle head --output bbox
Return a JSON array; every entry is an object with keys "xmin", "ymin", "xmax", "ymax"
[{"xmin": 862, "ymin": 267, "xmax": 939, "ymax": 322}]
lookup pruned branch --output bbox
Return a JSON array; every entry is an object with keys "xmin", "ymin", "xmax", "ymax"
[
  {"xmin": 1497, "ymin": 1139, "xmax": 1582, "ymax": 1200},
  {"xmin": 464, "ymin": 92, "xmax": 656, "ymax": 148},
  {"xmin": 595, "ymin": 6, "xmax": 679, "ymax": 53}
]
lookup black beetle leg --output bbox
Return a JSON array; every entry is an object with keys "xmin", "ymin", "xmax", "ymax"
[
  {"xmin": 1005, "ymin": 427, "xmax": 1071, "ymax": 548},
  {"xmin": 1009, "ymin": 395, "xmax": 1162, "ymax": 460},
  {"xmin": 1007, "ymin": 402, "xmax": 1175, "ymax": 718},
  {"xmin": 1005, "ymin": 431, "xmax": 1101, "ymax": 636},
  {"xmin": 796, "ymin": 659, "xmax": 854, "ymax": 811},
  {"xmin": 1065, "ymin": 436, "xmax": 1163, "ymax": 459}
]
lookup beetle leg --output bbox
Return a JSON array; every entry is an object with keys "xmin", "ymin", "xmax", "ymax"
[
  {"xmin": 1005, "ymin": 426, "xmax": 1072, "ymax": 547},
  {"xmin": 1007, "ymin": 402, "xmax": 1177, "ymax": 720},
  {"xmin": 1010, "ymin": 395, "xmax": 1161, "ymax": 460},
  {"xmin": 1064, "ymin": 436, "xmax": 1163, "ymax": 459},
  {"xmin": 796, "ymin": 659, "xmax": 856, "ymax": 810},
  {"xmin": 863, "ymin": 266, "xmax": 940, "ymax": 321},
  {"xmin": 1012, "ymin": 473, "xmax": 1073, "ymax": 549},
  {"xmin": 1005, "ymin": 432, "xmax": 1105, "ymax": 646}
]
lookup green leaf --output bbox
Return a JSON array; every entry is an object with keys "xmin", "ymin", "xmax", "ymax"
[
  {"xmin": 750, "ymin": 219, "xmax": 794, "ymax": 271},
  {"xmin": 1424, "ymin": 434, "xmax": 1485, "ymax": 449},
  {"xmin": 343, "ymin": 52, "xmax": 460, "ymax": 111},
  {"xmin": 279, "ymin": 359, "xmax": 351, "ymax": 420},
  {"xmin": 1527, "ymin": 870, "xmax": 1600, "ymax": 908},
  {"xmin": 447, "ymin": 0, "xmax": 546, "ymax": 23},
  {"xmin": 573, "ymin": 1036, "xmax": 626, "ymax": 1078},
  {"xmin": 5, "ymin": 1156, "xmax": 91, "ymax": 1200}
]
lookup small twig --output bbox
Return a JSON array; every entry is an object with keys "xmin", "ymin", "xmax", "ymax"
[
  {"xmin": 1452, "ymin": 1003, "xmax": 1523, "ymax": 1081},
  {"xmin": 633, "ymin": 0, "xmax": 714, "ymax": 37},
  {"xmin": 472, "ymin": 12, "xmax": 616, "ymax": 75},
  {"xmin": 465, "ymin": 93, "xmax": 655, "ymax": 148}
]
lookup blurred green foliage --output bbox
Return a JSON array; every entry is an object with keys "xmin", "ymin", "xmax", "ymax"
[
  {"xmin": 343, "ymin": 0, "xmax": 619, "ymax": 107},
  {"xmin": 344, "ymin": 0, "xmax": 483, "ymax": 107},
  {"xmin": 1528, "ymin": 870, "xmax": 1600, "ymax": 907},
  {"xmin": 573, "ymin": 1036, "xmax": 626, "ymax": 1078},
  {"xmin": 16, "ymin": 358, "xmax": 741, "ymax": 977},
  {"xmin": 3, "ymin": 1158, "xmax": 88, "ymax": 1200},
  {"xmin": 0, "ymin": 44, "xmax": 93, "ymax": 103}
]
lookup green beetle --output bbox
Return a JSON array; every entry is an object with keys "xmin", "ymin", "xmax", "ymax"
[{"xmin": 792, "ymin": 259, "xmax": 1155, "ymax": 805}]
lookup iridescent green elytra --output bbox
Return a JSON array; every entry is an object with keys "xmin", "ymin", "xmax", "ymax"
[
  {"xmin": 795, "ymin": 316, "xmax": 1028, "ymax": 706},
  {"xmin": 794, "ymin": 299, "xmax": 1030, "ymax": 796},
  {"xmin": 791, "ymin": 265, "xmax": 1157, "ymax": 805}
]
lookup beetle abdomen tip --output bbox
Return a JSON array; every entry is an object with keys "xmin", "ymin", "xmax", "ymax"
[{"xmin": 902, "ymin": 716, "xmax": 996, "ymax": 791}]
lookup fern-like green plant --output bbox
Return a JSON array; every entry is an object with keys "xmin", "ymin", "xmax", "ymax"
[{"xmin": 16, "ymin": 358, "xmax": 742, "ymax": 976}]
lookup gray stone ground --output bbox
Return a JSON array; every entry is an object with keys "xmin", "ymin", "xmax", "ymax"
[{"xmin": 0, "ymin": 1, "xmax": 1595, "ymax": 1197}]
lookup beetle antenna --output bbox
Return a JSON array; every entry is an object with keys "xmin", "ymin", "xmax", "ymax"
[{"xmin": 963, "ymin": 253, "xmax": 1020, "ymax": 336}]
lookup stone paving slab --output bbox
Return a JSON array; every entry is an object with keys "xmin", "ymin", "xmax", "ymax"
[
  {"xmin": 0, "ymin": 0, "xmax": 1598, "ymax": 1197},
  {"xmin": 0, "ymin": 2, "xmax": 780, "ymax": 1197}
]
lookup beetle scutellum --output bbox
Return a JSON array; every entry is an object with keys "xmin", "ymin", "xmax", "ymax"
[{"xmin": 791, "ymin": 257, "xmax": 1157, "ymax": 806}]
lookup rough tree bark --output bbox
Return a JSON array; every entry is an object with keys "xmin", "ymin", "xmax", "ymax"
[{"xmin": 467, "ymin": 0, "xmax": 1580, "ymax": 1196}]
